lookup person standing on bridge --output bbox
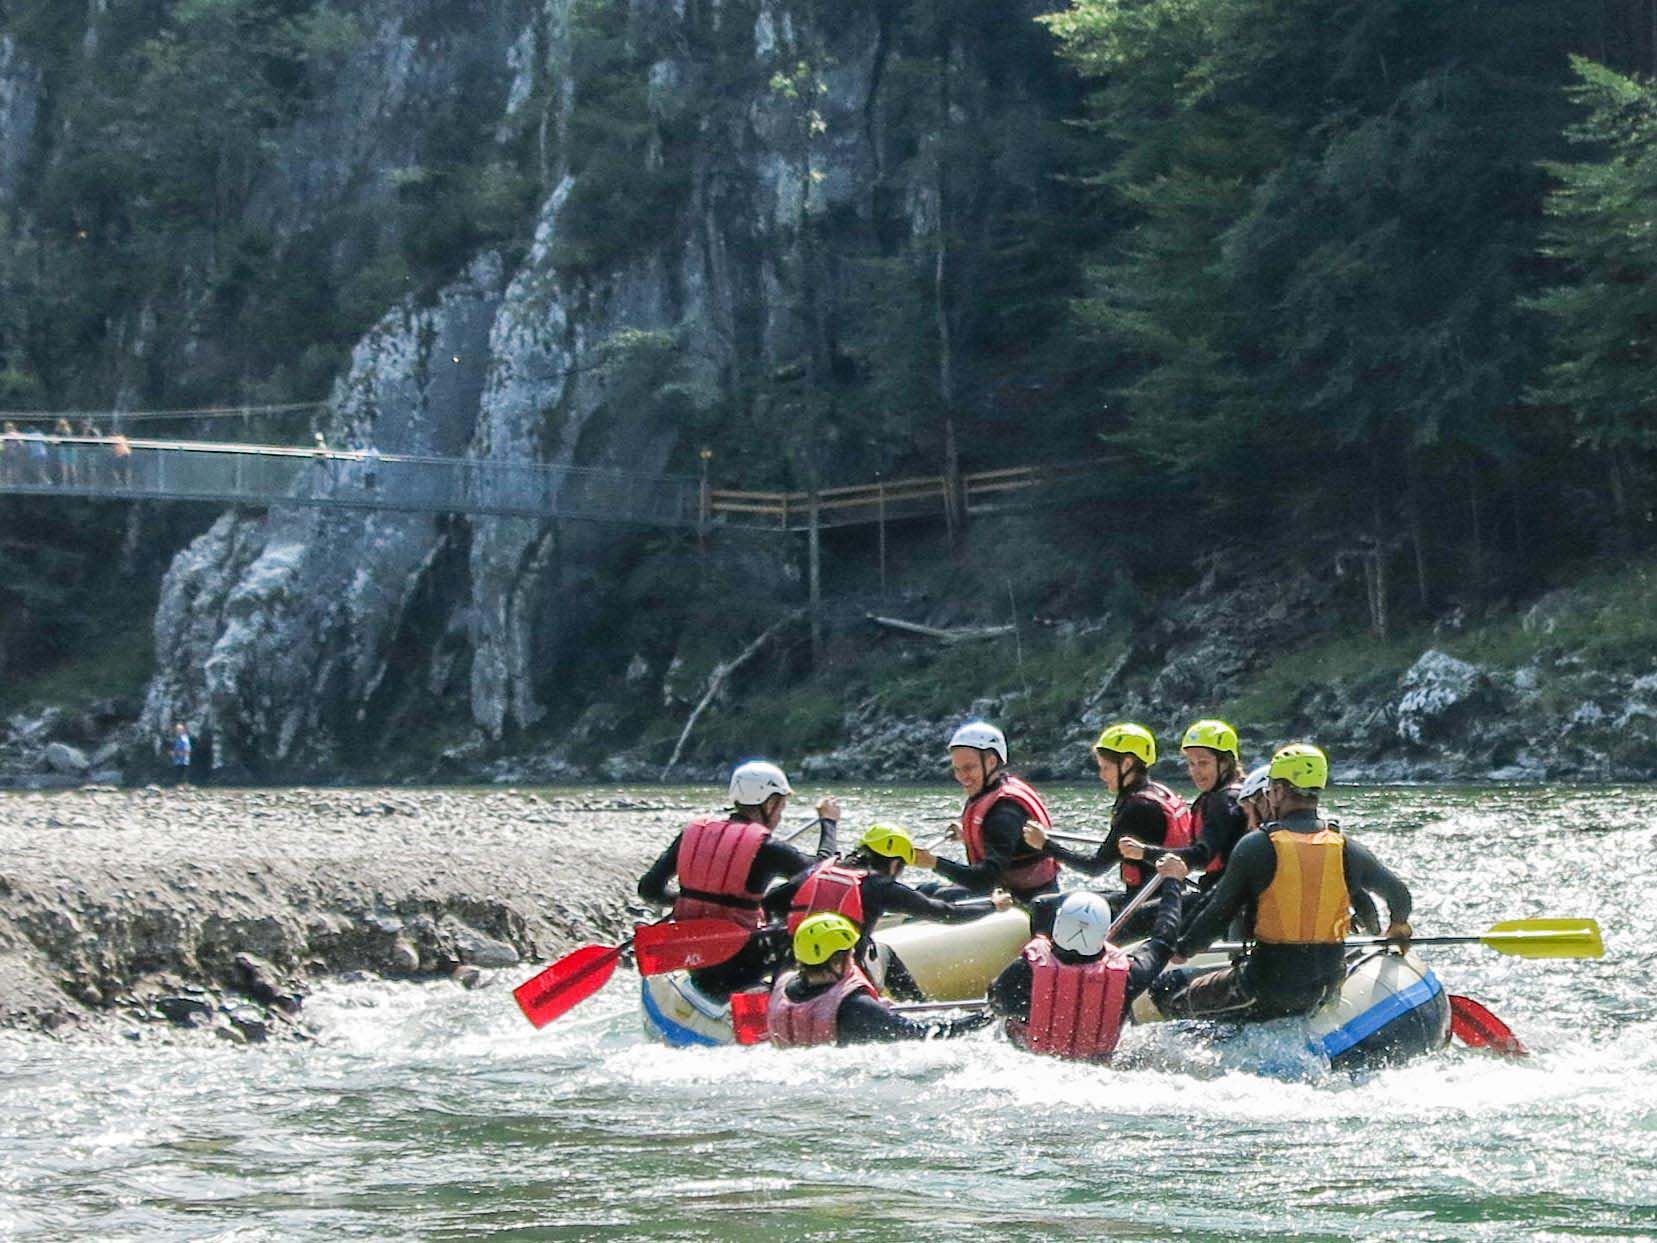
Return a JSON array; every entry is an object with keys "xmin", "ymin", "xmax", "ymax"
[
  {"xmin": 25, "ymin": 422, "xmax": 49, "ymax": 483},
  {"xmin": 108, "ymin": 429, "xmax": 132, "ymax": 486},
  {"xmin": 53, "ymin": 418, "xmax": 77, "ymax": 485},
  {"xmin": 78, "ymin": 421, "xmax": 102, "ymax": 485}
]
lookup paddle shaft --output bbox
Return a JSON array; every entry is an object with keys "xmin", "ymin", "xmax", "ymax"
[
  {"xmin": 1105, "ymin": 872, "xmax": 1165, "ymax": 942},
  {"xmin": 782, "ymin": 815, "xmax": 825, "ymax": 844},
  {"xmin": 891, "ymin": 997, "xmax": 989, "ymax": 1014},
  {"xmin": 1048, "ymin": 829, "xmax": 1106, "ymax": 847},
  {"xmin": 1208, "ymin": 929, "xmax": 1596, "ymax": 955}
]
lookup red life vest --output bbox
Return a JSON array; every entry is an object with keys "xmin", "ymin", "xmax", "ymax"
[
  {"xmin": 961, "ymin": 774, "xmax": 1060, "ymax": 894},
  {"xmin": 786, "ymin": 860, "xmax": 868, "ymax": 934},
  {"xmin": 671, "ymin": 815, "xmax": 770, "ymax": 930},
  {"xmin": 1004, "ymin": 937, "xmax": 1130, "ymax": 1061},
  {"xmin": 1190, "ymin": 782, "xmax": 1243, "ymax": 875},
  {"xmin": 767, "ymin": 965, "xmax": 879, "ymax": 1047},
  {"xmin": 1118, "ymin": 780, "xmax": 1192, "ymax": 889}
]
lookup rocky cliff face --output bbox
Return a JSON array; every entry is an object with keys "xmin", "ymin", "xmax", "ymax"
[
  {"xmin": 130, "ymin": 0, "xmax": 1059, "ymax": 775},
  {"xmin": 0, "ymin": 33, "xmax": 42, "ymax": 201}
]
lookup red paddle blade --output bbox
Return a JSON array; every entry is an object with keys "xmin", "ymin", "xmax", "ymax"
[
  {"xmin": 1449, "ymin": 994, "xmax": 1529, "ymax": 1057},
  {"xmin": 634, "ymin": 920, "xmax": 754, "ymax": 976},
  {"xmin": 730, "ymin": 990, "xmax": 771, "ymax": 1045},
  {"xmin": 513, "ymin": 944, "xmax": 622, "ymax": 1028}
]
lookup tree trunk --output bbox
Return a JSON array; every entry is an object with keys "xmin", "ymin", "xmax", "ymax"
[
  {"xmin": 1467, "ymin": 461, "xmax": 1484, "ymax": 604},
  {"xmin": 1369, "ymin": 489, "xmax": 1390, "ymax": 640},
  {"xmin": 1404, "ymin": 459, "xmax": 1430, "ymax": 613},
  {"xmin": 1609, "ymin": 451, "xmax": 1632, "ymax": 554},
  {"xmin": 933, "ymin": 18, "xmax": 965, "ymax": 556}
]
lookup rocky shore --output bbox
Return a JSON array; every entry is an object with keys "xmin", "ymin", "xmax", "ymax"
[{"xmin": 0, "ymin": 785, "xmax": 677, "ymax": 1039}]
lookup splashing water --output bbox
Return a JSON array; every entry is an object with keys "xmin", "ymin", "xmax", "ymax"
[{"xmin": 2, "ymin": 785, "xmax": 1653, "ymax": 1241}]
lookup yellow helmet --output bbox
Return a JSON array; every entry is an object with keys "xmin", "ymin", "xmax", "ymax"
[
  {"xmin": 1269, "ymin": 743, "xmax": 1329, "ymax": 791},
  {"xmin": 1181, "ymin": 718, "xmax": 1239, "ymax": 760},
  {"xmin": 793, "ymin": 912, "xmax": 861, "ymax": 966},
  {"xmin": 1094, "ymin": 722, "xmax": 1156, "ymax": 767},
  {"xmin": 858, "ymin": 822, "xmax": 916, "ymax": 865}
]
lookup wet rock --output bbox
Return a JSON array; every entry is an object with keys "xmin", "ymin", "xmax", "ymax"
[
  {"xmin": 235, "ymin": 952, "xmax": 304, "ymax": 1013},
  {"xmin": 154, "ymin": 995, "xmax": 215, "ymax": 1026},
  {"xmin": 224, "ymin": 1004, "xmax": 270, "ymax": 1043},
  {"xmin": 1395, "ymin": 650, "xmax": 1490, "ymax": 746},
  {"xmin": 91, "ymin": 739, "xmax": 126, "ymax": 768},
  {"xmin": 452, "ymin": 964, "xmax": 483, "ymax": 989},
  {"xmin": 446, "ymin": 920, "xmax": 520, "ymax": 969},
  {"xmin": 387, "ymin": 937, "xmax": 420, "ymax": 976},
  {"xmin": 42, "ymin": 742, "xmax": 91, "ymax": 775}
]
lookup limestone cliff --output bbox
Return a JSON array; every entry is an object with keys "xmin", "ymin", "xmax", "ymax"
[{"xmin": 119, "ymin": 0, "xmax": 1065, "ymax": 774}]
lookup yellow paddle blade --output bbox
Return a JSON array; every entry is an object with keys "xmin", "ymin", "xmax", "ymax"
[{"xmin": 1484, "ymin": 919, "xmax": 1604, "ymax": 959}]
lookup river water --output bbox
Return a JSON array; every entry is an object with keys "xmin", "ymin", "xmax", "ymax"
[{"xmin": 1, "ymin": 784, "xmax": 1652, "ymax": 1241}]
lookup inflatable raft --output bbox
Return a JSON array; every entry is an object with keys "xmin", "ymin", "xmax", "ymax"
[{"xmin": 640, "ymin": 908, "xmax": 1450, "ymax": 1069}]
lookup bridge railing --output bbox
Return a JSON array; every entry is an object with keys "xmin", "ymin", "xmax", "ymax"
[
  {"xmin": 0, "ymin": 436, "xmax": 702, "ymax": 526},
  {"xmin": 0, "ymin": 434, "xmax": 1104, "ymax": 531},
  {"xmin": 706, "ymin": 460, "xmax": 1101, "ymax": 531}
]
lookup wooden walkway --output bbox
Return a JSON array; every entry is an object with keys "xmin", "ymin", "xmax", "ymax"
[{"xmin": 0, "ymin": 433, "xmax": 1100, "ymax": 532}]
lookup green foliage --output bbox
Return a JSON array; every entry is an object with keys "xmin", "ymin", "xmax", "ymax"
[
  {"xmin": 1042, "ymin": 0, "xmax": 1592, "ymax": 605},
  {"xmin": 549, "ymin": 0, "xmax": 693, "ymax": 275},
  {"xmin": 1528, "ymin": 57, "xmax": 1657, "ymax": 455},
  {"xmin": 0, "ymin": 615, "xmax": 156, "ymax": 712}
]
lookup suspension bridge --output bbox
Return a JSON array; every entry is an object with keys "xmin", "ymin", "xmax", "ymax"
[{"xmin": 0, "ymin": 433, "xmax": 1102, "ymax": 533}]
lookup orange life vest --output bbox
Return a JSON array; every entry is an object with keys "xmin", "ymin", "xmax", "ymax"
[
  {"xmin": 1118, "ymin": 780, "xmax": 1193, "ymax": 889},
  {"xmin": 1253, "ymin": 823, "xmax": 1352, "ymax": 944},
  {"xmin": 671, "ymin": 815, "xmax": 770, "ymax": 930},
  {"xmin": 767, "ymin": 965, "xmax": 879, "ymax": 1047},
  {"xmin": 961, "ymin": 774, "xmax": 1060, "ymax": 894},
  {"xmin": 1004, "ymin": 937, "xmax": 1130, "ymax": 1061}
]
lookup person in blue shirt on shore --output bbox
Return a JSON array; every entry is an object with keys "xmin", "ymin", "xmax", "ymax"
[{"xmin": 170, "ymin": 724, "xmax": 192, "ymax": 785}]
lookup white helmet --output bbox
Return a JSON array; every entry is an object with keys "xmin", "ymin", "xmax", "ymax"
[
  {"xmin": 1052, "ymin": 891, "xmax": 1114, "ymax": 957},
  {"xmin": 947, "ymin": 720, "xmax": 1007, "ymax": 764},
  {"xmin": 729, "ymin": 760, "xmax": 793, "ymax": 806},
  {"xmin": 1239, "ymin": 763, "xmax": 1272, "ymax": 802}
]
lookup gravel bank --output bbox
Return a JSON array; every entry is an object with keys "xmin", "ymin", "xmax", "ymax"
[{"xmin": 0, "ymin": 785, "xmax": 690, "ymax": 1038}]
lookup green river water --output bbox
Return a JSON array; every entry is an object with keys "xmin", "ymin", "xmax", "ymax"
[{"xmin": 1, "ymin": 784, "xmax": 1653, "ymax": 1241}]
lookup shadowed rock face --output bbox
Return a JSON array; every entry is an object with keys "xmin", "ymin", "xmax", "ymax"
[
  {"xmin": 0, "ymin": 785, "xmax": 676, "ymax": 1036},
  {"xmin": 133, "ymin": 0, "xmax": 1061, "ymax": 777}
]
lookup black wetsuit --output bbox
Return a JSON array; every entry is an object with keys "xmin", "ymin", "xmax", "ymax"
[
  {"xmin": 778, "ymin": 974, "xmax": 992, "ymax": 1044},
  {"xmin": 988, "ymin": 884, "xmax": 1184, "ymax": 1022},
  {"xmin": 1036, "ymin": 778, "xmax": 1170, "ymax": 936},
  {"xmin": 763, "ymin": 863, "xmax": 996, "ymax": 931},
  {"xmin": 1152, "ymin": 811, "xmax": 1414, "ymax": 1021},
  {"xmin": 1149, "ymin": 785, "xmax": 1250, "ymax": 890},
  {"xmin": 637, "ymin": 817, "xmax": 834, "ymax": 997},
  {"xmin": 927, "ymin": 776, "xmax": 1060, "ymax": 902}
]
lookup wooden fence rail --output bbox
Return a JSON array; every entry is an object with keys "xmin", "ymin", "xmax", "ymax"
[{"xmin": 706, "ymin": 461, "xmax": 1099, "ymax": 532}]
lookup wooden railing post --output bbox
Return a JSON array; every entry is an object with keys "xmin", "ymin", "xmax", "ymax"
[
  {"xmin": 876, "ymin": 474, "xmax": 887, "ymax": 597},
  {"xmin": 808, "ymin": 489, "xmax": 822, "ymax": 664}
]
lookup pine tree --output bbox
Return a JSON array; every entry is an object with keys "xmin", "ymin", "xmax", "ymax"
[{"xmin": 1529, "ymin": 56, "xmax": 1657, "ymax": 537}]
